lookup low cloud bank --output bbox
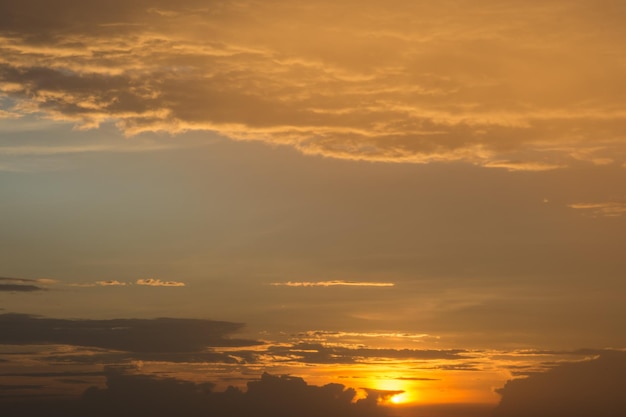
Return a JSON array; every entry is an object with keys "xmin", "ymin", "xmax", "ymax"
[
  {"xmin": 494, "ymin": 351, "xmax": 626, "ymax": 417},
  {"xmin": 2, "ymin": 371, "xmax": 394, "ymax": 417}
]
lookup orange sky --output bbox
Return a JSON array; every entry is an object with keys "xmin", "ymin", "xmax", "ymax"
[{"xmin": 1, "ymin": 1, "xmax": 626, "ymax": 416}]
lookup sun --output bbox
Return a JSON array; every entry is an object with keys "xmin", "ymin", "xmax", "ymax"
[
  {"xmin": 371, "ymin": 378, "xmax": 415, "ymax": 405},
  {"xmin": 389, "ymin": 392, "xmax": 408, "ymax": 404}
]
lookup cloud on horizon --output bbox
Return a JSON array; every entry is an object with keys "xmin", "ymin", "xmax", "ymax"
[
  {"xmin": 493, "ymin": 351, "xmax": 626, "ymax": 417},
  {"xmin": 0, "ymin": 371, "xmax": 395, "ymax": 417},
  {"xmin": 1, "ymin": 0, "xmax": 626, "ymax": 168}
]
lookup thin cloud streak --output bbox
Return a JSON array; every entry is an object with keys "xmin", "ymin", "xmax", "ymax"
[
  {"xmin": 270, "ymin": 281, "xmax": 395, "ymax": 288},
  {"xmin": 568, "ymin": 201, "xmax": 626, "ymax": 217},
  {"xmin": 136, "ymin": 278, "xmax": 185, "ymax": 287}
]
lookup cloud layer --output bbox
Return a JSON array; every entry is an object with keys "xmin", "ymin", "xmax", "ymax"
[
  {"xmin": 0, "ymin": 313, "xmax": 257, "ymax": 353},
  {"xmin": 1, "ymin": 0, "xmax": 626, "ymax": 167},
  {"xmin": 0, "ymin": 277, "xmax": 49, "ymax": 292}
]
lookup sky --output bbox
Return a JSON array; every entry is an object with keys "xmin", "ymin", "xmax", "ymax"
[{"xmin": 1, "ymin": 1, "xmax": 626, "ymax": 416}]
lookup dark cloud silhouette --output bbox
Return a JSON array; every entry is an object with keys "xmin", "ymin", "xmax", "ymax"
[
  {"xmin": 1, "ymin": 371, "xmax": 395, "ymax": 417},
  {"xmin": 264, "ymin": 342, "xmax": 470, "ymax": 364},
  {"xmin": 0, "ymin": 371, "xmax": 105, "ymax": 378},
  {"xmin": 0, "ymin": 313, "xmax": 259, "ymax": 353},
  {"xmin": 493, "ymin": 350, "xmax": 626, "ymax": 417},
  {"xmin": 0, "ymin": 384, "xmax": 44, "ymax": 391},
  {"xmin": 0, "ymin": 277, "xmax": 45, "ymax": 292},
  {"xmin": 41, "ymin": 349, "xmax": 245, "ymax": 365}
]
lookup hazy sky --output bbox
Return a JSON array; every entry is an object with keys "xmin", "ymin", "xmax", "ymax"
[{"xmin": 1, "ymin": 1, "xmax": 625, "ymax": 416}]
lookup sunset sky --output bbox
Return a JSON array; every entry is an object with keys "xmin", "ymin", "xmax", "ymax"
[{"xmin": 1, "ymin": 1, "xmax": 626, "ymax": 416}]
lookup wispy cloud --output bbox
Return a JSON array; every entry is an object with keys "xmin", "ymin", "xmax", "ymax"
[
  {"xmin": 136, "ymin": 278, "xmax": 185, "ymax": 287},
  {"xmin": 567, "ymin": 201, "xmax": 626, "ymax": 217},
  {"xmin": 482, "ymin": 160, "xmax": 565, "ymax": 172},
  {"xmin": 270, "ymin": 280, "xmax": 394, "ymax": 288},
  {"xmin": 297, "ymin": 330, "xmax": 434, "ymax": 340},
  {"xmin": 69, "ymin": 279, "xmax": 184, "ymax": 287},
  {"xmin": 69, "ymin": 280, "xmax": 128, "ymax": 288}
]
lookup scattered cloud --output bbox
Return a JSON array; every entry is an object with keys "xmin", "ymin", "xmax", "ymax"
[
  {"xmin": 568, "ymin": 201, "xmax": 626, "ymax": 217},
  {"xmin": 136, "ymin": 278, "xmax": 185, "ymax": 287},
  {"xmin": 270, "ymin": 281, "xmax": 394, "ymax": 288}
]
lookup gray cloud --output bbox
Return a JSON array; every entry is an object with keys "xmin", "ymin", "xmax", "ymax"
[
  {"xmin": 263, "ymin": 342, "xmax": 470, "ymax": 365},
  {"xmin": 0, "ymin": 277, "xmax": 46, "ymax": 292},
  {"xmin": 494, "ymin": 350, "xmax": 626, "ymax": 417},
  {"xmin": 0, "ymin": 313, "xmax": 258, "ymax": 353}
]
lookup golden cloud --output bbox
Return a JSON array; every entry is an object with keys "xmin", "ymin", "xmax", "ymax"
[
  {"xmin": 567, "ymin": 201, "xmax": 626, "ymax": 217},
  {"xmin": 1, "ymin": 0, "xmax": 626, "ymax": 167},
  {"xmin": 136, "ymin": 278, "xmax": 186, "ymax": 287}
]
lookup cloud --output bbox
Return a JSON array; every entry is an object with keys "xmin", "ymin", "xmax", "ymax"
[
  {"xmin": 270, "ymin": 280, "xmax": 394, "ymax": 288},
  {"xmin": 0, "ymin": 313, "xmax": 258, "ymax": 353},
  {"xmin": 482, "ymin": 160, "xmax": 565, "ymax": 172},
  {"xmin": 71, "ymin": 280, "xmax": 129, "ymax": 287},
  {"xmin": 0, "ymin": 276, "xmax": 50, "ymax": 292},
  {"xmin": 0, "ymin": 371, "xmax": 394, "ymax": 417},
  {"xmin": 297, "ymin": 330, "xmax": 433, "ymax": 341},
  {"xmin": 2, "ymin": 1, "xmax": 626, "ymax": 167},
  {"xmin": 69, "ymin": 279, "xmax": 184, "ymax": 287},
  {"xmin": 493, "ymin": 351, "xmax": 626, "ymax": 417},
  {"xmin": 256, "ymin": 342, "xmax": 470, "ymax": 365},
  {"xmin": 96, "ymin": 280, "xmax": 127, "ymax": 286},
  {"xmin": 568, "ymin": 201, "xmax": 626, "ymax": 217},
  {"xmin": 136, "ymin": 278, "xmax": 185, "ymax": 287}
]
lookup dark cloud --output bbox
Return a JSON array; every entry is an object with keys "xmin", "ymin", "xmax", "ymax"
[
  {"xmin": 1, "ymin": 371, "xmax": 394, "ymax": 417},
  {"xmin": 43, "ymin": 349, "xmax": 244, "ymax": 365},
  {"xmin": 0, "ymin": 371, "xmax": 105, "ymax": 378},
  {"xmin": 0, "ymin": 277, "xmax": 45, "ymax": 292},
  {"xmin": 0, "ymin": 313, "xmax": 259, "ymax": 353},
  {"xmin": 0, "ymin": 284, "xmax": 42, "ymax": 292},
  {"xmin": 264, "ymin": 342, "xmax": 469, "ymax": 364},
  {"xmin": 0, "ymin": 384, "xmax": 44, "ymax": 391},
  {"xmin": 493, "ymin": 350, "xmax": 626, "ymax": 417}
]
